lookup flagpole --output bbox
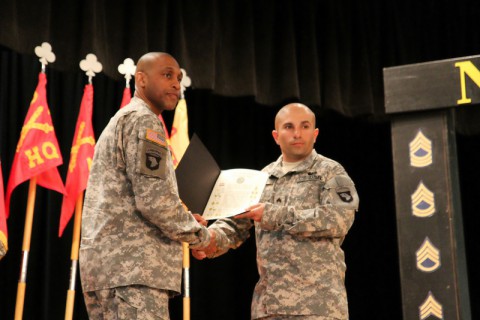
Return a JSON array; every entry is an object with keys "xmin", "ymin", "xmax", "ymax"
[
  {"xmin": 64, "ymin": 193, "xmax": 84, "ymax": 320},
  {"xmin": 14, "ymin": 176, "xmax": 37, "ymax": 320},
  {"xmin": 183, "ymin": 242, "xmax": 190, "ymax": 320},
  {"xmin": 173, "ymin": 71, "xmax": 192, "ymax": 320}
]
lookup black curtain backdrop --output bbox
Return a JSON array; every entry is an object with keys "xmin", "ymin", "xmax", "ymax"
[
  {"xmin": 0, "ymin": 1, "xmax": 479, "ymax": 319},
  {"xmin": 2, "ymin": 0, "xmax": 480, "ymax": 131}
]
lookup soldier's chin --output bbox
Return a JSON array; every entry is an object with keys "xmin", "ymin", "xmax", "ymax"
[
  {"xmin": 168, "ymin": 98, "xmax": 180, "ymax": 109},
  {"xmin": 163, "ymin": 102, "xmax": 178, "ymax": 111}
]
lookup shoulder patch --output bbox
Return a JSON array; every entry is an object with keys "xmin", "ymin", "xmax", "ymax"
[
  {"xmin": 146, "ymin": 129, "xmax": 166, "ymax": 147},
  {"xmin": 337, "ymin": 190, "xmax": 354, "ymax": 203},
  {"xmin": 324, "ymin": 174, "xmax": 359, "ymax": 210}
]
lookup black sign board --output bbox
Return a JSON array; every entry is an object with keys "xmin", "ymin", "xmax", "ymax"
[
  {"xmin": 384, "ymin": 55, "xmax": 475, "ymax": 319},
  {"xmin": 384, "ymin": 55, "xmax": 480, "ymax": 114},
  {"xmin": 391, "ymin": 111, "xmax": 470, "ymax": 319}
]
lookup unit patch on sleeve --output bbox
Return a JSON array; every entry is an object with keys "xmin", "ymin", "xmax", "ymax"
[
  {"xmin": 337, "ymin": 189, "xmax": 353, "ymax": 203},
  {"xmin": 145, "ymin": 147, "xmax": 162, "ymax": 170},
  {"xmin": 323, "ymin": 174, "xmax": 359, "ymax": 210}
]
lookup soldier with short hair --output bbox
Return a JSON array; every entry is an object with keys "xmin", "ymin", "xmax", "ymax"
[
  {"xmin": 194, "ymin": 103, "xmax": 359, "ymax": 320},
  {"xmin": 79, "ymin": 52, "xmax": 212, "ymax": 319}
]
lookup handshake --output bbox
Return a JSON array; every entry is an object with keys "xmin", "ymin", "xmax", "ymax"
[
  {"xmin": 192, "ymin": 214, "xmax": 218, "ymax": 260},
  {"xmin": 190, "ymin": 203, "xmax": 265, "ymax": 259}
]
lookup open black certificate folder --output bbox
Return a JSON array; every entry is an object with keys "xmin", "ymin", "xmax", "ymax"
[{"xmin": 175, "ymin": 134, "xmax": 269, "ymax": 220}]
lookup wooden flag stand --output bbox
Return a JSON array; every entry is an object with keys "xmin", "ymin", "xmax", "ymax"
[
  {"xmin": 14, "ymin": 177, "xmax": 37, "ymax": 320},
  {"xmin": 183, "ymin": 242, "xmax": 190, "ymax": 320},
  {"xmin": 11, "ymin": 42, "xmax": 62, "ymax": 319},
  {"xmin": 176, "ymin": 70, "xmax": 192, "ymax": 320},
  {"xmin": 63, "ymin": 53, "xmax": 102, "ymax": 320},
  {"xmin": 64, "ymin": 195, "xmax": 83, "ymax": 320}
]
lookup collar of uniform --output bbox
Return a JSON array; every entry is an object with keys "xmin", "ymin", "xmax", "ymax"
[
  {"xmin": 269, "ymin": 150, "xmax": 318, "ymax": 177},
  {"xmin": 132, "ymin": 96, "xmax": 157, "ymax": 115}
]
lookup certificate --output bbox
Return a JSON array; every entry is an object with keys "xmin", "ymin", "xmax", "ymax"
[
  {"xmin": 202, "ymin": 168, "xmax": 268, "ymax": 220},
  {"xmin": 175, "ymin": 134, "xmax": 268, "ymax": 220}
]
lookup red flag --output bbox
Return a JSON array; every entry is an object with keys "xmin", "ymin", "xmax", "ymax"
[
  {"xmin": 58, "ymin": 84, "xmax": 95, "ymax": 237},
  {"xmin": 5, "ymin": 72, "xmax": 65, "ymax": 217},
  {"xmin": 0, "ymin": 159, "xmax": 8, "ymax": 259},
  {"xmin": 119, "ymin": 87, "xmax": 131, "ymax": 108}
]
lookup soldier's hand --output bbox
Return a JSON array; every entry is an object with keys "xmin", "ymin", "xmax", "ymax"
[
  {"xmin": 193, "ymin": 213, "xmax": 207, "ymax": 226},
  {"xmin": 234, "ymin": 203, "xmax": 265, "ymax": 222},
  {"xmin": 192, "ymin": 249, "xmax": 207, "ymax": 260},
  {"xmin": 192, "ymin": 230, "xmax": 217, "ymax": 259}
]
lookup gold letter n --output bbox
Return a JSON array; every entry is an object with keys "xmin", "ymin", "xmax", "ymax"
[{"xmin": 455, "ymin": 61, "xmax": 480, "ymax": 104}]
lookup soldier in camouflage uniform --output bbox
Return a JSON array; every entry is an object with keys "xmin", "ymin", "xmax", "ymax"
[
  {"xmin": 79, "ymin": 52, "xmax": 212, "ymax": 319},
  {"xmin": 194, "ymin": 103, "xmax": 359, "ymax": 320}
]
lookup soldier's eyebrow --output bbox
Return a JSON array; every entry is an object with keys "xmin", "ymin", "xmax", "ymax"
[{"xmin": 281, "ymin": 120, "xmax": 312, "ymax": 128}]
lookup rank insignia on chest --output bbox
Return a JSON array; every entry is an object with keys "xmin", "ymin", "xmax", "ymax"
[
  {"xmin": 146, "ymin": 128, "xmax": 166, "ymax": 147},
  {"xmin": 298, "ymin": 172, "xmax": 321, "ymax": 182}
]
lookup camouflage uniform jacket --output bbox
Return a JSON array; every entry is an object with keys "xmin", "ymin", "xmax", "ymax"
[
  {"xmin": 79, "ymin": 97, "xmax": 210, "ymax": 295},
  {"xmin": 210, "ymin": 150, "xmax": 359, "ymax": 319}
]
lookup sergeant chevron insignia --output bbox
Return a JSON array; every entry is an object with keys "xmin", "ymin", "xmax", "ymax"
[
  {"xmin": 419, "ymin": 291, "xmax": 443, "ymax": 320},
  {"xmin": 416, "ymin": 237, "xmax": 441, "ymax": 273},
  {"xmin": 409, "ymin": 130, "xmax": 433, "ymax": 168},
  {"xmin": 411, "ymin": 181, "xmax": 436, "ymax": 218}
]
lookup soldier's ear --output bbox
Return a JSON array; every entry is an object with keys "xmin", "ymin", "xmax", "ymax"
[
  {"xmin": 135, "ymin": 71, "xmax": 146, "ymax": 88},
  {"xmin": 272, "ymin": 130, "xmax": 280, "ymax": 145}
]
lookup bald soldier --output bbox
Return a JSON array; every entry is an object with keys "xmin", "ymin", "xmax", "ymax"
[
  {"xmin": 194, "ymin": 103, "xmax": 359, "ymax": 319},
  {"xmin": 79, "ymin": 52, "xmax": 212, "ymax": 319}
]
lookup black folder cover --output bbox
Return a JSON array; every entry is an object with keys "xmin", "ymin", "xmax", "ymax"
[{"xmin": 175, "ymin": 134, "xmax": 221, "ymax": 214}]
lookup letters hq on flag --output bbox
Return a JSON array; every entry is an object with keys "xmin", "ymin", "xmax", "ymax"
[
  {"xmin": 59, "ymin": 83, "xmax": 95, "ymax": 237},
  {"xmin": 5, "ymin": 72, "xmax": 65, "ymax": 217}
]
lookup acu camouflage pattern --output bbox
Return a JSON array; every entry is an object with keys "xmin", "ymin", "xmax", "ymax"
[
  {"xmin": 0, "ymin": 242, "xmax": 6, "ymax": 260},
  {"xmin": 79, "ymin": 97, "xmax": 210, "ymax": 295},
  {"xmin": 259, "ymin": 315, "xmax": 334, "ymax": 320},
  {"xmin": 210, "ymin": 150, "xmax": 359, "ymax": 319},
  {"xmin": 84, "ymin": 286, "xmax": 169, "ymax": 319}
]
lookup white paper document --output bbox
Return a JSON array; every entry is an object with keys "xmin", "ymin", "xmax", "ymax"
[{"xmin": 202, "ymin": 169, "xmax": 269, "ymax": 220}]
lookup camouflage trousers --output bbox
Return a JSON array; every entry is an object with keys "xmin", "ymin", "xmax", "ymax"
[
  {"xmin": 258, "ymin": 316, "xmax": 332, "ymax": 320},
  {"xmin": 83, "ymin": 285, "xmax": 169, "ymax": 320}
]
